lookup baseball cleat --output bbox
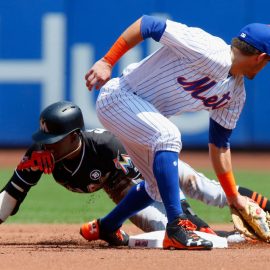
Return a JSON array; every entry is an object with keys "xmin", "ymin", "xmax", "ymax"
[
  {"xmin": 181, "ymin": 200, "xmax": 216, "ymax": 235},
  {"xmin": 80, "ymin": 219, "xmax": 129, "ymax": 246},
  {"xmin": 80, "ymin": 219, "xmax": 100, "ymax": 241},
  {"xmin": 163, "ymin": 214, "xmax": 213, "ymax": 250},
  {"xmin": 186, "ymin": 214, "xmax": 217, "ymax": 235},
  {"xmin": 198, "ymin": 226, "xmax": 217, "ymax": 235}
]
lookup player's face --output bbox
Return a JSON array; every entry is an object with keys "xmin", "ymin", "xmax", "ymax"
[
  {"xmin": 244, "ymin": 53, "xmax": 270, "ymax": 80},
  {"xmin": 43, "ymin": 132, "xmax": 82, "ymax": 162}
]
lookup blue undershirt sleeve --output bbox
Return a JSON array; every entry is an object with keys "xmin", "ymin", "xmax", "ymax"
[
  {"xmin": 209, "ymin": 118, "xmax": 232, "ymax": 148},
  {"xmin": 140, "ymin": 15, "xmax": 166, "ymax": 42}
]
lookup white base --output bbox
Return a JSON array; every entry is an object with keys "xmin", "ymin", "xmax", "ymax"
[
  {"xmin": 227, "ymin": 233, "xmax": 246, "ymax": 243},
  {"xmin": 128, "ymin": 230, "xmax": 228, "ymax": 249}
]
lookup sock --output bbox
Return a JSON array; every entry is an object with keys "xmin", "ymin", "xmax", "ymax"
[
  {"xmin": 238, "ymin": 186, "xmax": 270, "ymax": 212},
  {"xmin": 100, "ymin": 181, "xmax": 154, "ymax": 232},
  {"xmin": 153, "ymin": 150, "xmax": 183, "ymax": 223}
]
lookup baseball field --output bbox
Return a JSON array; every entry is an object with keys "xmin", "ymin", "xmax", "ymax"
[{"xmin": 1, "ymin": 149, "xmax": 270, "ymax": 270}]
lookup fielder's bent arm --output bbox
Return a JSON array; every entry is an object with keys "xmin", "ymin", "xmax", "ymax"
[
  {"xmin": 85, "ymin": 18, "xmax": 143, "ymax": 91},
  {"xmin": 85, "ymin": 15, "xmax": 167, "ymax": 90}
]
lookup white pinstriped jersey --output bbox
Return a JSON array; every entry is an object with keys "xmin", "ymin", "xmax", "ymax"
[
  {"xmin": 120, "ymin": 19, "xmax": 246, "ymax": 129},
  {"xmin": 97, "ymin": 19, "xmax": 246, "ymax": 199}
]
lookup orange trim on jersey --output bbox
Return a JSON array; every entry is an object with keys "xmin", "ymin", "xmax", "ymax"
[
  {"xmin": 103, "ymin": 36, "xmax": 131, "ymax": 66},
  {"xmin": 256, "ymin": 194, "xmax": 262, "ymax": 204},
  {"xmin": 251, "ymin": 192, "xmax": 257, "ymax": 201},
  {"xmin": 261, "ymin": 198, "xmax": 268, "ymax": 210},
  {"xmin": 217, "ymin": 171, "xmax": 238, "ymax": 197}
]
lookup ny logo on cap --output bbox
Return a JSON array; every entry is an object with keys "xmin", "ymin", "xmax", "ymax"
[
  {"xmin": 40, "ymin": 118, "xmax": 49, "ymax": 133},
  {"xmin": 240, "ymin": 33, "xmax": 246, "ymax": 38}
]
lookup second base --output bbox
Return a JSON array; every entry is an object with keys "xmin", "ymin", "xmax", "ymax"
[{"xmin": 128, "ymin": 230, "xmax": 228, "ymax": 249}]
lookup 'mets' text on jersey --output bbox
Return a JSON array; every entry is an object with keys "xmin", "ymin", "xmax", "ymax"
[{"xmin": 120, "ymin": 20, "xmax": 246, "ymax": 129}]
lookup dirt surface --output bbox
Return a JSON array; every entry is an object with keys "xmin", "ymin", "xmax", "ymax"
[
  {"xmin": 1, "ymin": 149, "xmax": 270, "ymax": 170},
  {"xmin": 1, "ymin": 150, "xmax": 270, "ymax": 270},
  {"xmin": 1, "ymin": 223, "xmax": 270, "ymax": 270}
]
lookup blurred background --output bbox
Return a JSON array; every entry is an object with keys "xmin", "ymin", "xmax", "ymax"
[{"xmin": 0, "ymin": 0, "xmax": 269, "ymax": 149}]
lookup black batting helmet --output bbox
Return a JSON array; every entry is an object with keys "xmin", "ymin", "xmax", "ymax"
[{"xmin": 32, "ymin": 101, "xmax": 85, "ymax": 144}]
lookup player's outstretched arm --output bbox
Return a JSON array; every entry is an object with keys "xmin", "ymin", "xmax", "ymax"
[
  {"xmin": 208, "ymin": 118, "xmax": 247, "ymax": 209},
  {"xmin": 0, "ymin": 148, "xmax": 45, "ymax": 223},
  {"xmin": 209, "ymin": 143, "xmax": 247, "ymax": 209},
  {"xmin": 178, "ymin": 160, "xmax": 228, "ymax": 208},
  {"xmin": 0, "ymin": 190, "xmax": 18, "ymax": 223},
  {"xmin": 0, "ymin": 172, "xmax": 40, "ymax": 223}
]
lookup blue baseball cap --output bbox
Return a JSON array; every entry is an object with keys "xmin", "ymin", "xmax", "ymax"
[{"xmin": 238, "ymin": 23, "xmax": 270, "ymax": 55}]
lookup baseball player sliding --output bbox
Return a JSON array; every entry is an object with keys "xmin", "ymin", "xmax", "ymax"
[
  {"xmin": 84, "ymin": 15, "xmax": 270, "ymax": 249},
  {"xmin": 1, "ymin": 101, "xmax": 269, "ymax": 242}
]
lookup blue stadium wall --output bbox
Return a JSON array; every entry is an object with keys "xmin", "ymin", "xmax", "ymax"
[{"xmin": 0, "ymin": 0, "xmax": 269, "ymax": 148}]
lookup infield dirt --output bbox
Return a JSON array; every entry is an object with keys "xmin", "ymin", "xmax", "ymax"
[{"xmin": 1, "ymin": 223, "xmax": 270, "ymax": 270}]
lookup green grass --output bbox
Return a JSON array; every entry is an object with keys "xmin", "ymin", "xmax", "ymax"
[
  {"xmin": 1, "ymin": 168, "xmax": 270, "ymax": 224},
  {"xmin": 0, "ymin": 170, "xmax": 114, "ymax": 224}
]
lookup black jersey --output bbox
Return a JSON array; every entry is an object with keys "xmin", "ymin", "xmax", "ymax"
[
  {"xmin": 52, "ymin": 129, "xmax": 141, "ymax": 193},
  {"xmin": 2, "ymin": 129, "xmax": 141, "ymax": 214}
]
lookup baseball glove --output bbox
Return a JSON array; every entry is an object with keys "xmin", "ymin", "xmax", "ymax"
[{"xmin": 231, "ymin": 198, "xmax": 270, "ymax": 242}]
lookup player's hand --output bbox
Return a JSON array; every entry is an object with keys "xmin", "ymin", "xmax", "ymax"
[
  {"xmin": 85, "ymin": 58, "xmax": 112, "ymax": 91},
  {"xmin": 227, "ymin": 193, "xmax": 247, "ymax": 209},
  {"xmin": 17, "ymin": 150, "xmax": 55, "ymax": 174}
]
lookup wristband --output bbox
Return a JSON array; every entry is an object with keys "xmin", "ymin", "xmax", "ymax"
[
  {"xmin": 104, "ymin": 36, "xmax": 130, "ymax": 66},
  {"xmin": 217, "ymin": 171, "xmax": 238, "ymax": 197}
]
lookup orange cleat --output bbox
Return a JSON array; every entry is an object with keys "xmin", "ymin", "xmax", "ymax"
[
  {"xmin": 80, "ymin": 219, "xmax": 100, "ymax": 241},
  {"xmin": 80, "ymin": 219, "xmax": 129, "ymax": 246},
  {"xmin": 163, "ymin": 215, "xmax": 213, "ymax": 250}
]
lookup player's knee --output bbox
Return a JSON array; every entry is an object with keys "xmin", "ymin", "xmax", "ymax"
[{"xmin": 154, "ymin": 126, "xmax": 181, "ymax": 152}]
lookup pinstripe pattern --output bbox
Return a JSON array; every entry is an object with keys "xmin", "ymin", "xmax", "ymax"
[
  {"xmin": 121, "ymin": 20, "xmax": 245, "ymax": 129},
  {"xmin": 96, "ymin": 19, "xmax": 246, "ymax": 198},
  {"xmin": 97, "ymin": 80, "xmax": 181, "ymax": 200}
]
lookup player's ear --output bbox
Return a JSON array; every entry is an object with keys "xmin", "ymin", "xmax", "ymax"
[
  {"xmin": 70, "ymin": 131, "xmax": 80, "ymax": 143},
  {"xmin": 263, "ymin": 53, "xmax": 270, "ymax": 62},
  {"xmin": 257, "ymin": 52, "xmax": 268, "ymax": 62}
]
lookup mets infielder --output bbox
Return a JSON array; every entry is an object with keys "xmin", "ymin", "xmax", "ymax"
[{"xmin": 84, "ymin": 15, "xmax": 270, "ymax": 249}]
